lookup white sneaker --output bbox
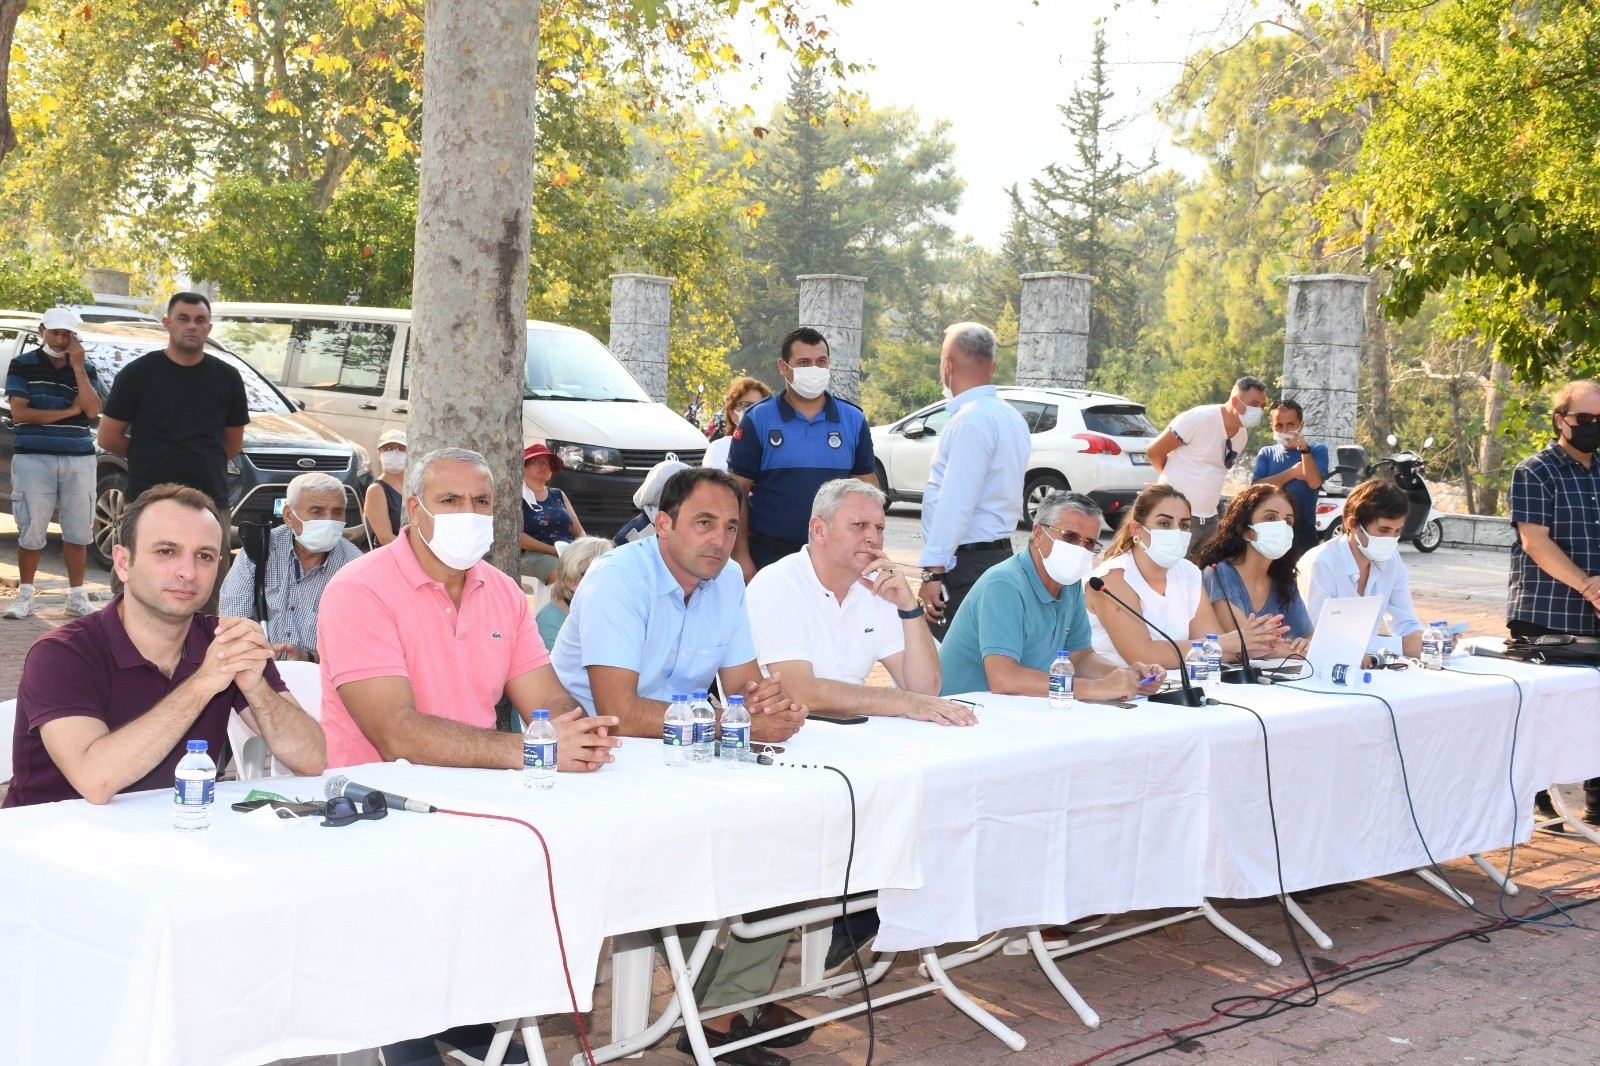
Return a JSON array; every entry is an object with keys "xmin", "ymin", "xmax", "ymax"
[
  {"xmin": 65, "ymin": 590, "xmax": 93, "ymax": 617},
  {"xmin": 3, "ymin": 589, "xmax": 36, "ymax": 619}
]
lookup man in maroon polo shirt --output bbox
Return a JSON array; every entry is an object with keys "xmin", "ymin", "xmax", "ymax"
[{"xmin": 5, "ymin": 484, "xmax": 326, "ymax": 807}]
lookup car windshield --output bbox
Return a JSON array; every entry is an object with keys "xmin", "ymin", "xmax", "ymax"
[
  {"xmin": 525, "ymin": 328, "xmax": 650, "ymax": 401},
  {"xmin": 1083, "ymin": 404, "xmax": 1158, "ymax": 438},
  {"xmin": 84, "ymin": 339, "xmax": 293, "ymax": 414}
]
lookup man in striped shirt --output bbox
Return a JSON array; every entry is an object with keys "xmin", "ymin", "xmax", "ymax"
[{"xmin": 4, "ymin": 307, "xmax": 104, "ymax": 619}]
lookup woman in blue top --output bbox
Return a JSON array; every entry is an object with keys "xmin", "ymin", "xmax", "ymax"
[
  {"xmin": 520, "ymin": 442, "xmax": 586, "ymax": 583},
  {"xmin": 1195, "ymin": 483, "xmax": 1314, "ymax": 653}
]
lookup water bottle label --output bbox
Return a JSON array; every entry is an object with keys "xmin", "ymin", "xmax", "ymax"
[
  {"xmin": 523, "ymin": 740, "xmax": 556, "ymax": 770},
  {"xmin": 692, "ymin": 720, "xmax": 715, "ymax": 745},
  {"xmin": 1049, "ymin": 673, "xmax": 1070, "ymax": 697},
  {"xmin": 174, "ymin": 777, "xmax": 213, "ymax": 807},
  {"xmin": 1187, "ymin": 663, "xmax": 1206, "ymax": 682},
  {"xmin": 721, "ymin": 725, "xmax": 749, "ymax": 752},
  {"xmin": 663, "ymin": 722, "xmax": 692, "ymax": 748}
]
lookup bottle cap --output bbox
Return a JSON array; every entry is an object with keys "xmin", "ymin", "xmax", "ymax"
[
  {"xmin": 186, "ymin": 740, "xmax": 207, "ymax": 752},
  {"xmin": 531, "ymin": 709, "xmax": 549, "ymax": 719},
  {"xmin": 692, "ymin": 690, "xmax": 708, "ymax": 699},
  {"xmin": 728, "ymin": 695, "xmax": 745, "ymax": 705},
  {"xmin": 672, "ymin": 693, "xmax": 689, "ymax": 702},
  {"xmin": 1056, "ymin": 649, "xmax": 1069, "ymax": 657},
  {"xmin": 1206, "ymin": 634, "xmax": 1219, "ymax": 640}
]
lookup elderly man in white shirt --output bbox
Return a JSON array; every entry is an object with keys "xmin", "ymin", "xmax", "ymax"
[
  {"xmin": 747, "ymin": 478, "xmax": 976, "ymax": 725},
  {"xmin": 1300, "ymin": 477, "xmax": 1424, "ymax": 658}
]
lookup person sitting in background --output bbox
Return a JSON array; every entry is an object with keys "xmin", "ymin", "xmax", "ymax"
[
  {"xmin": 938, "ymin": 490, "xmax": 1163, "ymax": 700},
  {"xmin": 1300, "ymin": 477, "xmax": 1423, "ymax": 658},
  {"xmin": 536, "ymin": 536, "xmax": 611, "ymax": 650},
  {"xmin": 705, "ymin": 376, "xmax": 772, "ymax": 470},
  {"xmin": 613, "ymin": 458, "xmax": 691, "ymax": 545},
  {"xmin": 519, "ymin": 442, "xmax": 586, "ymax": 583},
  {"xmin": 363, "ymin": 428, "xmax": 407, "ymax": 546},
  {"xmin": 4, "ymin": 484, "xmax": 325, "ymax": 808},
  {"xmin": 1194, "ymin": 484, "xmax": 1313, "ymax": 655},
  {"xmin": 219, "ymin": 471, "xmax": 361, "ymax": 662},
  {"xmin": 1087, "ymin": 485, "xmax": 1285, "ymax": 670}
]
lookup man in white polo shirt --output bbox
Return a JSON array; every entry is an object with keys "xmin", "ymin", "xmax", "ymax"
[{"xmin": 747, "ymin": 478, "xmax": 976, "ymax": 726}]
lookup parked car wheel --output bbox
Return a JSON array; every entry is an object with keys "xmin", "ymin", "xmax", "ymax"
[
  {"xmin": 1413, "ymin": 518, "xmax": 1444, "ymax": 553},
  {"xmin": 92, "ymin": 468, "xmax": 127, "ymax": 570},
  {"xmin": 1022, "ymin": 471, "xmax": 1069, "ymax": 526},
  {"xmin": 874, "ymin": 460, "xmax": 893, "ymax": 502}
]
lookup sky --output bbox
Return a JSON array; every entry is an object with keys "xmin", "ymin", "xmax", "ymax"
[{"xmin": 722, "ymin": 0, "xmax": 1289, "ymax": 247}]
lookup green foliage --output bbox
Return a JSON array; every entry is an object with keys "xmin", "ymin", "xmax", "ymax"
[
  {"xmin": 859, "ymin": 340, "xmax": 942, "ymax": 427},
  {"xmin": 0, "ymin": 246, "xmax": 92, "ymax": 310}
]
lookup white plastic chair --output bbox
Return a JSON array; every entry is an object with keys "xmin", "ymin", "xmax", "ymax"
[
  {"xmin": 229, "ymin": 660, "xmax": 323, "ymax": 780},
  {"xmin": 0, "ymin": 698, "xmax": 16, "ymax": 785}
]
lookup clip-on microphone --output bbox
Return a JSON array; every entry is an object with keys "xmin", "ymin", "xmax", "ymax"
[
  {"xmin": 1210, "ymin": 566, "xmax": 1262, "ymax": 685},
  {"xmin": 1088, "ymin": 576, "xmax": 1206, "ymax": 706}
]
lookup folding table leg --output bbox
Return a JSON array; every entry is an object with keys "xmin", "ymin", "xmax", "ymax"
[
  {"xmin": 609, "ymin": 930, "xmax": 657, "ymax": 1050},
  {"xmin": 1413, "ymin": 867, "xmax": 1473, "ymax": 907},
  {"xmin": 1469, "ymin": 853, "xmax": 1520, "ymax": 895},
  {"xmin": 918, "ymin": 947, "xmax": 1027, "ymax": 1050},
  {"xmin": 799, "ymin": 918, "xmax": 832, "ymax": 986},
  {"xmin": 1548, "ymin": 788, "xmax": 1600, "ymax": 847},
  {"xmin": 1200, "ymin": 901, "xmax": 1282, "ymax": 966},
  {"xmin": 1024, "ymin": 930, "xmax": 1099, "ymax": 1029},
  {"xmin": 660, "ymin": 931, "xmax": 715, "ymax": 1066},
  {"xmin": 1278, "ymin": 895, "xmax": 1333, "ymax": 951},
  {"xmin": 580, "ymin": 925, "xmax": 719, "ymax": 1066}
]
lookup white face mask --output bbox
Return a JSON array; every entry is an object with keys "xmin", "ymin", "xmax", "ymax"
[
  {"xmin": 787, "ymin": 364, "xmax": 830, "ymax": 400},
  {"xmin": 1356, "ymin": 527, "xmax": 1400, "ymax": 564},
  {"xmin": 941, "ymin": 385, "xmax": 954, "ymax": 401},
  {"xmin": 1273, "ymin": 432, "xmax": 1297, "ymax": 448},
  {"xmin": 380, "ymin": 450, "xmax": 407, "ymax": 473},
  {"xmin": 418, "ymin": 503, "xmax": 495, "ymax": 570},
  {"xmin": 1249, "ymin": 520, "xmax": 1295, "ymax": 561},
  {"xmin": 1139, "ymin": 527, "xmax": 1191, "ymax": 569},
  {"xmin": 1238, "ymin": 404, "xmax": 1264, "ymax": 429},
  {"xmin": 1040, "ymin": 538, "xmax": 1095, "ymax": 586}
]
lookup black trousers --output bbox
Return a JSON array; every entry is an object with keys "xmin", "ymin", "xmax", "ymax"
[
  {"xmin": 749, "ymin": 530, "xmax": 805, "ymax": 573},
  {"xmin": 1513, "ymin": 619, "xmax": 1600, "ymax": 812},
  {"xmin": 933, "ymin": 542, "xmax": 1014, "ymax": 641}
]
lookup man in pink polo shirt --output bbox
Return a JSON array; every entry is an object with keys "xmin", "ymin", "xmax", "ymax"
[{"xmin": 317, "ymin": 446, "xmax": 619, "ymax": 773}]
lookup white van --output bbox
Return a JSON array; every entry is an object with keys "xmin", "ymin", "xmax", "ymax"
[{"xmin": 208, "ymin": 302, "xmax": 706, "ymax": 535}]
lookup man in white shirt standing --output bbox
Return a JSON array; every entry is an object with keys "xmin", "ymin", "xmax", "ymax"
[
  {"xmin": 918, "ymin": 322, "xmax": 1031, "ymax": 638},
  {"xmin": 1146, "ymin": 375, "xmax": 1269, "ymax": 552}
]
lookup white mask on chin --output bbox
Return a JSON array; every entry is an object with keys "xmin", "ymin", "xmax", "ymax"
[
  {"xmin": 419, "ymin": 503, "xmax": 495, "ymax": 570},
  {"xmin": 1248, "ymin": 520, "xmax": 1295, "ymax": 561},
  {"xmin": 1138, "ymin": 527, "xmax": 1191, "ymax": 569},
  {"xmin": 1355, "ymin": 527, "xmax": 1400, "ymax": 564},
  {"xmin": 787, "ymin": 365, "xmax": 830, "ymax": 399},
  {"xmin": 1040, "ymin": 538, "xmax": 1095, "ymax": 585}
]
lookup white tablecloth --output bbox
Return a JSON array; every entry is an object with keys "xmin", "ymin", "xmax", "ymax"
[{"xmin": 0, "ymin": 741, "xmax": 924, "ymax": 1066}]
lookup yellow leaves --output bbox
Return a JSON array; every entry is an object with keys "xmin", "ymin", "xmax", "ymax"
[
  {"xmin": 312, "ymin": 53, "xmax": 353, "ymax": 76},
  {"xmin": 35, "ymin": 94, "xmax": 61, "ymax": 117},
  {"xmin": 740, "ymin": 147, "xmax": 757, "ymax": 168},
  {"xmin": 266, "ymin": 91, "xmax": 302, "ymax": 117}
]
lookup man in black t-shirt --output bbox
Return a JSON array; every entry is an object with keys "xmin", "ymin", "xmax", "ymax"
[{"xmin": 98, "ymin": 292, "xmax": 249, "ymax": 507}]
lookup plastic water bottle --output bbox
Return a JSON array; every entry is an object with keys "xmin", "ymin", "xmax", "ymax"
[
  {"xmin": 523, "ymin": 709, "xmax": 557, "ymax": 790},
  {"xmin": 1185, "ymin": 641, "xmax": 1208, "ymax": 684},
  {"xmin": 173, "ymin": 739, "xmax": 216, "ymax": 831},
  {"xmin": 690, "ymin": 690, "xmax": 716, "ymax": 764},
  {"xmin": 1203, "ymin": 634, "xmax": 1223, "ymax": 681},
  {"xmin": 720, "ymin": 695, "xmax": 751, "ymax": 766},
  {"xmin": 1048, "ymin": 650, "xmax": 1075, "ymax": 708},
  {"xmin": 663, "ymin": 694, "xmax": 693, "ymax": 767},
  {"xmin": 1422, "ymin": 620, "xmax": 1448, "ymax": 668}
]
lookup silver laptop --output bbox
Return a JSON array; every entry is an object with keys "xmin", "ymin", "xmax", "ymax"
[{"xmin": 1301, "ymin": 595, "xmax": 1385, "ymax": 681}]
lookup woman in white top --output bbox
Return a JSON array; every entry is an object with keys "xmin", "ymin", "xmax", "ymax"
[
  {"xmin": 1087, "ymin": 485, "xmax": 1286, "ymax": 669},
  {"xmin": 704, "ymin": 376, "xmax": 772, "ymax": 470}
]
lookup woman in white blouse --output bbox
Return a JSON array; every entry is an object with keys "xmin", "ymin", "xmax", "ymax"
[{"xmin": 1087, "ymin": 485, "xmax": 1286, "ymax": 669}]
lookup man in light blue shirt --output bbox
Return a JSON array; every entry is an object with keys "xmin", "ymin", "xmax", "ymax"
[
  {"xmin": 918, "ymin": 322, "xmax": 1031, "ymax": 638},
  {"xmin": 551, "ymin": 466, "xmax": 811, "ymax": 1061}
]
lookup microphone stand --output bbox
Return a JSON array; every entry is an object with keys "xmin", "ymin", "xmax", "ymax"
[{"xmin": 1088, "ymin": 576, "xmax": 1206, "ymax": 707}]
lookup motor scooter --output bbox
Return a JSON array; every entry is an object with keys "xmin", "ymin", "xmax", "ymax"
[
  {"xmin": 1369, "ymin": 434, "xmax": 1445, "ymax": 552},
  {"xmin": 1313, "ymin": 444, "xmax": 1366, "ymax": 541}
]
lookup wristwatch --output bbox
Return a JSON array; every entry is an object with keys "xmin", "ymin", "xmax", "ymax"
[
  {"xmin": 898, "ymin": 603, "xmax": 926, "ymax": 620},
  {"xmin": 920, "ymin": 569, "xmax": 943, "ymax": 583}
]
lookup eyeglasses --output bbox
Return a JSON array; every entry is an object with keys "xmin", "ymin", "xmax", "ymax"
[
  {"xmin": 321, "ymin": 791, "xmax": 388, "ymax": 827},
  {"xmin": 1561, "ymin": 412, "xmax": 1600, "ymax": 426},
  {"xmin": 733, "ymin": 401, "xmax": 758, "ymax": 413},
  {"xmin": 1044, "ymin": 526, "xmax": 1100, "ymax": 553}
]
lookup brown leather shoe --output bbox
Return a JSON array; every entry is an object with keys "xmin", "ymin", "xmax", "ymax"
[
  {"xmin": 739, "ymin": 1002, "xmax": 814, "ymax": 1048},
  {"xmin": 676, "ymin": 1026, "xmax": 789, "ymax": 1066}
]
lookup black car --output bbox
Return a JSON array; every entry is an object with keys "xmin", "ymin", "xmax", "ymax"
[{"xmin": 0, "ymin": 319, "xmax": 372, "ymax": 568}]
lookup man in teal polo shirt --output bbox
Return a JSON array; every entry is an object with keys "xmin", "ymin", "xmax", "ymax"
[{"xmin": 940, "ymin": 491, "xmax": 1163, "ymax": 699}]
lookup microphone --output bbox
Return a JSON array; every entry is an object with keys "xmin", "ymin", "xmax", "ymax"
[
  {"xmin": 1210, "ymin": 564, "xmax": 1261, "ymax": 685},
  {"xmin": 1087, "ymin": 575, "xmax": 1206, "ymax": 707},
  {"xmin": 324, "ymin": 775, "xmax": 437, "ymax": 814}
]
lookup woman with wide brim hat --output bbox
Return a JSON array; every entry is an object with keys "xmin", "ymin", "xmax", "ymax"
[{"xmin": 519, "ymin": 441, "xmax": 586, "ymax": 583}]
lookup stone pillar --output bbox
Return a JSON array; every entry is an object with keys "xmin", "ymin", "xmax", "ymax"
[
  {"xmin": 85, "ymin": 267, "xmax": 131, "ymax": 297},
  {"xmin": 1282, "ymin": 274, "xmax": 1368, "ymax": 449},
  {"xmin": 1016, "ymin": 271, "xmax": 1092, "ymax": 389},
  {"xmin": 609, "ymin": 273, "xmax": 673, "ymax": 403},
  {"xmin": 796, "ymin": 274, "xmax": 866, "ymax": 404}
]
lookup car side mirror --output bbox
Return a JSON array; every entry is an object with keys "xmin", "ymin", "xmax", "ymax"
[
  {"xmin": 1423, "ymin": 436, "xmax": 1434, "ymax": 449},
  {"xmin": 1386, "ymin": 433, "xmax": 1397, "ymax": 447},
  {"xmin": 902, "ymin": 419, "xmax": 929, "ymax": 439}
]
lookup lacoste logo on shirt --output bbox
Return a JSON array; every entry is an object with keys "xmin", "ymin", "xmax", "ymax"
[
  {"xmin": 491, "ymin": 631, "xmax": 502, "ymax": 639},
  {"xmin": 865, "ymin": 627, "xmax": 875, "ymax": 633}
]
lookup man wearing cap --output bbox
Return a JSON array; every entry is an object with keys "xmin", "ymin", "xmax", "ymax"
[
  {"xmin": 519, "ymin": 441, "xmax": 587, "ymax": 583},
  {"xmin": 728, "ymin": 327, "xmax": 877, "ymax": 579},
  {"xmin": 218, "ymin": 471, "xmax": 362, "ymax": 662},
  {"xmin": 363, "ymin": 428, "xmax": 408, "ymax": 546},
  {"xmin": 4, "ymin": 307, "xmax": 104, "ymax": 619}
]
